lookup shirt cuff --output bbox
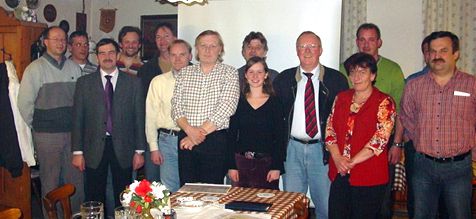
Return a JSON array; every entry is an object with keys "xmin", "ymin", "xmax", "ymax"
[
  {"xmin": 365, "ymin": 145, "xmax": 383, "ymax": 156},
  {"xmin": 73, "ymin": 151, "xmax": 83, "ymax": 155},
  {"xmin": 135, "ymin": 150, "xmax": 145, "ymax": 155},
  {"xmin": 148, "ymin": 142, "xmax": 159, "ymax": 152}
]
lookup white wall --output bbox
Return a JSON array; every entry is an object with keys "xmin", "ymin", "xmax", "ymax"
[
  {"xmin": 179, "ymin": 0, "xmax": 342, "ymax": 72},
  {"xmin": 367, "ymin": 0, "xmax": 424, "ymax": 77},
  {"xmin": 88, "ymin": 0, "xmax": 177, "ymax": 43},
  {"xmin": 0, "ymin": 0, "xmax": 424, "ymax": 76}
]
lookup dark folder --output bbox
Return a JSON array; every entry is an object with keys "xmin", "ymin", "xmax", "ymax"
[{"xmin": 225, "ymin": 201, "xmax": 272, "ymax": 212}]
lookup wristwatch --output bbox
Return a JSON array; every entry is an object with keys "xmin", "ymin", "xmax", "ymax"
[{"xmin": 392, "ymin": 142, "xmax": 404, "ymax": 148}]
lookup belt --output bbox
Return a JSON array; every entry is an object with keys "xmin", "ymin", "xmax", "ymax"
[
  {"xmin": 290, "ymin": 136, "xmax": 320, "ymax": 145},
  {"xmin": 238, "ymin": 151, "xmax": 270, "ymax": 159},
  {"xmin": 421, "ymin": 151, "xmax": 470, "ymax": 163},
  {"xmin": 158, "ymin": 128, "xmax": 180, "ymax": 136}
]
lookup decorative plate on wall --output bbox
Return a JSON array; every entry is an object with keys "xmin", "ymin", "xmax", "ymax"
[
  {"xmin": 43, "ymin": 4, "xmax": 56, "ymax": 22},
  {"xmin": 26, "ymin": 0, "xmax": 39, "ymax": 9},
  {"xmin": 5, "ymin": 0, "xmax": 20, "ymax": 9}
]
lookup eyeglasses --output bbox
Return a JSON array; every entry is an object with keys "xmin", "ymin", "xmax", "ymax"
[
  {"xmin": 297, "ymin": 44, "xmax": 319, "ymax": 50},
  {"xmin": 47, "ymin": 38, "xmax": 67, "ymax": 44},
  {"xmin": 72, "ymin": 43, "xmax": 89, "ymax": 48}
]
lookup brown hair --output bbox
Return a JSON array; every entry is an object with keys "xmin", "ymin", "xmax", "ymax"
[{"xmin": 242, "ymin": 56, "xmax": 275, "ymax": 96}]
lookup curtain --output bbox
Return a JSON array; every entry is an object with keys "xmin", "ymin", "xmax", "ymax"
[
  {"xmin": 340, "ymin": 0, "xmax": 367, "ymax": 62},
  {"xmin": 423, "ymin": 0, "xmax": 476, "ymax": 74}
]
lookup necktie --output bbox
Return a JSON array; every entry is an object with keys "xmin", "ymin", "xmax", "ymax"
[
  {"xmin": 304, "ymin": 73, "xmax": 318, "ymax": 138},
  {"xmin": 104, "ymin": 75, "xmax": 113, "ymax": 134}
]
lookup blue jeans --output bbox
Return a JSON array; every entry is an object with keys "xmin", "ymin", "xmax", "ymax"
[
  {"xmin": 158, "ymin": 132, "xmax": 180, "ymax": 192},
  {"xmin": 283, "ymin": 139, "xmax": 330, "ymax": 219},
  {"xmin": 145, "ymin": 132, "xmax": 180, "ymax": 192},
  {"xmin": 412, "ymin": 152, "xmax": 472, "ymax": 219}
]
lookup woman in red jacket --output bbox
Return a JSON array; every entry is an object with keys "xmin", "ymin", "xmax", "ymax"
[{"xmin": 325, "ymin": 52, "xmax": 396, "ymax": 219}]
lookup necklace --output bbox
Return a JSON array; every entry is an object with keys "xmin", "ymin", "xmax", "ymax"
[{"xmin": 350, "ymin": 92, "xmax": 371, "ymax": 113}]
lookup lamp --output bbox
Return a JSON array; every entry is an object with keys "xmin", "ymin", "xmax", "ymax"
[{"xmin": 156, "ymin": 0, "xmax": 206, "ymax": 4}]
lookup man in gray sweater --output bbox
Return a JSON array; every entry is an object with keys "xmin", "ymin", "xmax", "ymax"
[{"xmin": 18, "ymin": 26, "xmax": 84, "ymax": 217}]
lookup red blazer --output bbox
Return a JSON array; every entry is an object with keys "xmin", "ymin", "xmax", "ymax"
[{"xmin": 328, "ymin": 88, "xmax": 392, "ymax": 186}]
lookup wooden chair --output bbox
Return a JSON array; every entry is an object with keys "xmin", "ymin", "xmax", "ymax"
[
  {"xmin": 0, "ymin": 208, "xmax": 22, "ymax": 219},
  {"xmin": 42, "ymin": 184, "xmax": 75, "ymax": 219}
]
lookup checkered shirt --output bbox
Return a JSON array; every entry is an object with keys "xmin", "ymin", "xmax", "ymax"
[{"xmin": 172, "ymin": 62, "xmax": 239, "ymax": 130}]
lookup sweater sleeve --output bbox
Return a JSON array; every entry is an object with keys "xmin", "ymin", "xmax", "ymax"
[{"xmin": 17, "ymin": 62, "xmax": 42, "ymax": 128}]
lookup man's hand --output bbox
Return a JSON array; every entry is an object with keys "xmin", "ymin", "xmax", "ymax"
[
  {"xmin": 388, "ymin": 146, "xmax": 402, "ymax": 165},
  {"xmin": 267, "ymin": 170, "xmax": 280, "ymax": 182},
  {"xmin": 180, "ymin": 137, "xmax": 196, "ymax": 150},
  {"xmin": 150, "ymin": 150, "xmax": 164, "ymax": 165},
  {"xmin": 132, "ymin": 153, "xmax": 145, "ymax": 170},
  {"xmin": 184, "ymin": 126, "xmax": 206, "ymax": 145},
  {"xmin": 228, "ymin": 169, "xmax": 239, "ymax": 182},
  {"xmin": 72, "ymin": 155, "xmax": 85, "ymax": 172}
]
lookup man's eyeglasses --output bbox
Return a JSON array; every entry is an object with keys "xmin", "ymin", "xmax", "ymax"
[
  {"xmin": 71, "ymin": 43, "xmax": 89, "ymax": 48},
  {"xmin": 47, "ymin": 38, "xmax": 67, "ymax": 44},
  {"xmin": 297, "ymin": 44, "xmax": 320, "ymax": 50}
]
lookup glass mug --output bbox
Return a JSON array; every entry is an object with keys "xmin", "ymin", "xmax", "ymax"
[
  {"xmin": 114, "ymin": 206, "xmax": 136, "ymax": 219},
  {"xmin": 72, "ymin": 201, "xmax": 104, "ymax": 219}
]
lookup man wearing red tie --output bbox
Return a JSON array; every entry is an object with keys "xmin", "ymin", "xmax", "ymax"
[{"xmin": 273, "ymin": 31, "xmax": 348, "ymax": 219}]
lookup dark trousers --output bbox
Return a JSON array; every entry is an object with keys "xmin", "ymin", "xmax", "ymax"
[
  {"xmin": 412, "ymin": 152, "xmax": 471, "ymax": 219},
  {"xmin": 329, "ymin": 175, "xmax": 387, "ymax": 219},
  {"xmin": 85, "ymin": 137, "xmax": 132, "ymax": 214},
  {"xmin": 405, "ymin": 141, "xmax": 449, "ymax": 219},
  {"xmin": 178, "ymin": 130, "xmax": 227, "ymax": 186},
  {"xmin": 232, "ymin": 153, "xmax": 279, "ymax": 190}
]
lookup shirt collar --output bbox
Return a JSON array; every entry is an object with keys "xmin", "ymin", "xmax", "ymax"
[
  {"xmin": 300, "ymin": 64, "xmax": 321, "ymax": 78},
  {"xmin": 100, "ymin": 67, "xmax": 118, "ymax": 78},
  {"xmin": 43, "ymin": 52, "xmax": 66, "ymax": 70}
]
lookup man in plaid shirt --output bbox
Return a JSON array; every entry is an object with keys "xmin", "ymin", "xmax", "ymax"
[
  {"xmin": 400, "ymin": 31, "xmax": 476, "ymax": 219},
  {"xmin": 172, "ymin": 30, "xmax": 239, "ymax": 186}
]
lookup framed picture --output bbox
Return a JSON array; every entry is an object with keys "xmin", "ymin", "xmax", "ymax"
[{"xmin": 140, "ymin": 14, "xmax": 178, "ymax": 61}]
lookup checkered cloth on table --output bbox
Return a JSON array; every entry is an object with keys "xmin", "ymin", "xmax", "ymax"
[{"xmin": 392, "ymin": 161, "xmax": 406, "ymax": 191}]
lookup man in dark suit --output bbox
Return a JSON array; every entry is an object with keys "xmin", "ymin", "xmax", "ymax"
[{"xmin": 71, "ymin": 38, "xmax": 146, "ymax": 213}]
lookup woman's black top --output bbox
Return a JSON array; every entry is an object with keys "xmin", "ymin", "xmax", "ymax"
[{"xmin": 227, "ymin": 95, "xmax": 286, "ymax": 172}]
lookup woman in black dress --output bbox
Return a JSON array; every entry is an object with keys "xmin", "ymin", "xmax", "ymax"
[{"xmin": 227, "ymin": 56, "xmax": 286, "ymax": 190}]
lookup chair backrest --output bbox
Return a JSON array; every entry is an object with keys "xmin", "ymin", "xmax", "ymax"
[
  {"xmin": 0, "ymin": 208, "xmax": 22, "ymax": 219},
  {"xmin": 42, "ymin": 184, "xmax": 75, "ymax": 219}
]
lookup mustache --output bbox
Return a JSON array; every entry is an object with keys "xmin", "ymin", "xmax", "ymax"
[
  {"xmin": 102, "ymin": 59, "xmax": 113, "ymax": 62},
  {"xmin": 432, "ymin": 58, "xmax": 445, "ymax": 63}
]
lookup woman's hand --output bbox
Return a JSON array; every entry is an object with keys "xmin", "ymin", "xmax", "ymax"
[
  {"xmin": 332, "ymin": 154, "xmax": 353, "ymax": 175},
  {"xmin": 228, "ymin": 169, "xmax": 239, "ymax": 182},
  {"xmin": 267, "ymin": 170, "xmax": 280, "ymax": 182}
]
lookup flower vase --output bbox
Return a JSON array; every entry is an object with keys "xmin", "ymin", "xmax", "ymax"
[{"xmin": 141, "ymin": 208, "xmax": 154, "ymax": 219}]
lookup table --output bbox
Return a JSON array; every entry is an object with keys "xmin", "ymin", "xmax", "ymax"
[{"xmin": 171, "ymin": 187, "xmax": 309, "ymax": 219}]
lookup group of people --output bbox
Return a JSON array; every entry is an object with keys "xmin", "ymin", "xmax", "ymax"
[{"xmin": 16, "ymin": 20, "xmax": 475, "ymax": 219}]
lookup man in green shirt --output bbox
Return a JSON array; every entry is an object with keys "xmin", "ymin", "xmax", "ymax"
[{"xmin": 340, "ymin": 23, "xmax": 405, "ymax": 219}]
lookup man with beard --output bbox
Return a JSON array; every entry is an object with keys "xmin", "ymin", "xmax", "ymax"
[{"xmin": 117, "ymin": 26, "xmax": 143, "ymax": 76}]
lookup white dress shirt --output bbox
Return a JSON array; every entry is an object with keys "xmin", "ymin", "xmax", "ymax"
[{"xmin": 290, "ymin": 65, "xmax": 322, "ymax": 140}]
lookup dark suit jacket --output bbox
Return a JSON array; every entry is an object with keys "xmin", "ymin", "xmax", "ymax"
[{"xmin": 71, "ymin": 70, "xmax": 146, "ymax": 169}]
